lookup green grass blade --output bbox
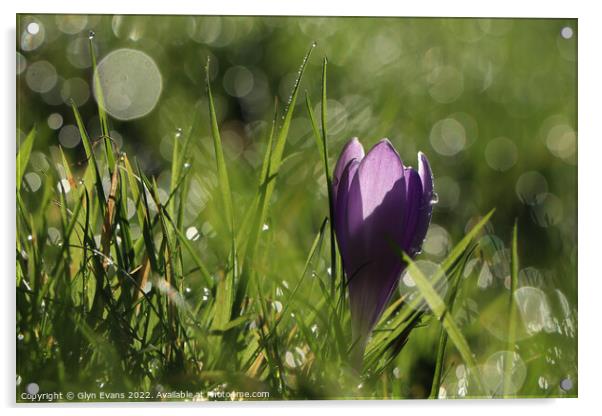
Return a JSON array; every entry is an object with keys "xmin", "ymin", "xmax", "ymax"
[
  {"xmin": 504, "ymin": 220, "xmax": 520, "ymax": 397},
  {"xmin": 237, "ymin": 43, "xmax": 316, "ymax": 309},
  {"xmin": 429, "ymin": 246, "xmax": 474, "ymax": 398},
  {"xmin": 16, "ymin": 126, "xmax": 36, "ymax": 192},
  {"xmin": 403, "ymin": 254, "xmax": 486, "ymax": 395},
  {"xmin": 89, "ymin": 36, "xmax": 115, "ymax": 173},
  {"xmin": 205, "ymin": 59, "xmax": 234, "ymax": 235},
  {"xmin": 205, "ymin": 58, "xmax": 237, "ymax": 330}
]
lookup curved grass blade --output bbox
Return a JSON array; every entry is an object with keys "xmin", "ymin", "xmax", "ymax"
[{"xmin": 402, "ymin": 254, "xmax": 486, "ymax": 395}]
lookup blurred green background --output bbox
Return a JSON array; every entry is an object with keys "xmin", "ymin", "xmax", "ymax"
[{"xmin": 17, "ymin": 15, "xmax": 577, "ymax": 399}]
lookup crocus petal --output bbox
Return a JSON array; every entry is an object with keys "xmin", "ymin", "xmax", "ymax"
[
  {"xmin": 343, "ymin": 139, "xmax": 406, "ymax": 340},
  {"xmin": 409, "ymin": 152, "xmax": 435, "ymax": 256},
  {"xmin": 333, "ymin": 159, "xmax": 360, "ymax": 264},
  {"xmin": 332, "ymin": 138, "xmax": 365, "ymax": 208},
  {"xmin": 400, "ymin": 167, "xmax": 423, "ymax": 255}
]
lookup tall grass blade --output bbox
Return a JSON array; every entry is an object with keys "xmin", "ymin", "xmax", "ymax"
[
  {"xmin": 504, "ymin": 220, "xmax": 520, "ymax": 397},
  {"xmin": 16, "ymin": 126, "xmax": 36, "ymax": 192},
  {"xmin": 88, "ymin": 36, "xmax": 115, "ymax": 173},
  {"xmin": 403, "ymin": 254, "xmax": 486, "ymax": 395}
]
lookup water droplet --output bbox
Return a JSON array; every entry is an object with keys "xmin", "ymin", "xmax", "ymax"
[
  {"xmin": 538, "ymin": 376, "xmax": 549, "ymax": 390},
  {"xmin": 184, "ymin": 162, "xmax": 191, "ymax": 169},
  {"xmin": 272, "ymin": 300, "xmax": 283, "ymax": 313},
  {"xmin": 27, "ymin": 235, "xmax": 33, "ymax": 241},
  {"xmin": 185, "ymin": 226, "xmax": 200, "ymax": 241},
  {"xmin": 88, "ymin": 30, "xmax": 95, "ymax": 40},
  {"xmin": 17, "ymin": 333, "xmax": 24, "ymax": 341},
  {"xmin": 430, "ymin": 192, "xmax": 439, "ymax": 205},
  {"xmin": 175, "ymin": 127, "xmax": 183, "ymax": 139},
  {"xmin": 262, "ymin": 223, "xmax": 269, "ymax": 231}
]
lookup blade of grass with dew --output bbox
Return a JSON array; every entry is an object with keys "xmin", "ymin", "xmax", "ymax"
[
  {"xmin": 237, "ymin": 43, "xmax": 316, "ymax": 313},
  {"xmin": 16, "ymin": 126, "xmax": 36, "ymax": 193},
  {"xmin": 71, "ymin": 102, "xmax": 106, "ymax": 216},
  {"xmin": 319, "ymin": 58, "xmax": 338, "ymax": 298},
  {"xmin": 403, "ymin": 254, "xmax": 486, "ymax": 395},
  {"xmin": 305, "ymin": 59, "xmax": 337, "ymax": 299},
  {"xmin": 88, "ymin": 36, "xmax": 115, "ymax": 173},
  {"xmin": 504, "ymin": 220, "xmax": 520, "ymax": 397},
  {"xmin": 206, "ymin": 58, "xmax": 237, "ymax": 331}
]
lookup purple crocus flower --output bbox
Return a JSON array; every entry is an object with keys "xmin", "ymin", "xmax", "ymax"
[{"xmin": 332, "ymin": 138, "xmax": 435, "ymax": 365}]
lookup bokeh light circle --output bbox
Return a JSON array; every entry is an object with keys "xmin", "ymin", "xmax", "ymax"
[
  {"xmin": 430, "ymin": 118, "xmax": 466, "ymax": 156},
  {"xmin": 514, "ymin": 286, "xmax": 555, "ymax": 334},
  {"xmin": 546, "ymin": 124, "xmax": 576, "ymax": 161},
  {"xmin": 26, "ymin": 61, "xmax": 58, "ymax": 93},
  {"xmin": 55, "ymin": 15, "xmax": 88, "ymax": 35},
  {"xmin": 20, "ymin": 18, "xmax": 45, "ymax": 51},
  {"xmin": 428, "ymin": 66, "xmax": 464, "ymax": 103},
  {"xmin": 93, "ymin": 48, "xmax": 163, "ymax": 121},
  {"xmin": 515, "ymin": 171, "xmax": 548, "ymax": 205},
  {"xmin": 531, "ymin": 193, "xmax": 563, "ymax": 227},
  {"xmin": 61, "ymin": 77, "xmax": 90, "ymax": 106},
  {"xmin": 16, "ymin": 52, "xmax": 27, "ymax": 75},
  {"xmin": 482, "ymin": 351, "xmax": 527, "ymax": 395},
  {"xmin": 223, "ymin": 66, "xmax": 254, "ymax": 98},
  {"xmin": 47, "ymin": 113, "xmax": 64, "ymax": 130},
  {"xmin": 485, "ymin": 137, "xmax": 518, "ymax": 171},
  {"xmin": 560, "ymin": 27, "xmax": 573, "ymax": 40},
  {"xmin": 58, "ymin": 125, "xmax": 81, "ymax": 148}
]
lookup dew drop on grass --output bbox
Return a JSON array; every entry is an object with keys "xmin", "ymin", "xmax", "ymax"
[
  {"xmin": 272, "ymin": 300, "xmax": 283, "ymax": 313},
  {"xmin": 538, "ymin": 376, "xmax": 549, "ymax": 390},
  {"xmin": 88, "ymin": 30, "xmax": 95, "ymax": 40},
  {"xmin": 17, "ymin": 333, "xmax": 24, "ymax": 341},
  {"xmin": 185, "ymin": 226, "xmax": 200, "ymax": 241},
  {"xmin": 262, "ymin": 223, "xmax": 269, "ymax": 231}
]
